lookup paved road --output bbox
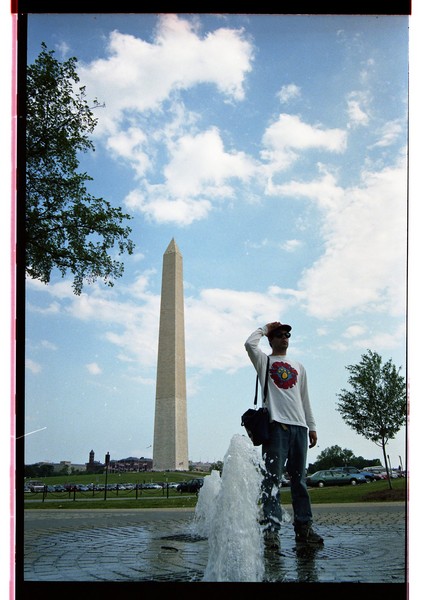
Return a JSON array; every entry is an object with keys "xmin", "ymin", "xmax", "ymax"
[{"xmin": 17, "ymin": 502, "xmax": 407, "ymax": 596}]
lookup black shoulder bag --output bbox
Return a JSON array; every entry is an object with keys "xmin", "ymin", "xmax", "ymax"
[{"xmin": 241, "ymin": 357, "xmax": 270, "ymax": 446}]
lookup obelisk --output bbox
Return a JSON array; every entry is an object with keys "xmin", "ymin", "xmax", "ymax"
[{"xmin": 152, "ymin": 239, "xmax": 189, "ymax": 471}]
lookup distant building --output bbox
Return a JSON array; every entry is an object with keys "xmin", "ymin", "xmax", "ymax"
[
  {"xmin": 83, "ymin": 450, "xmax": 153, "ymax": 473},
  {"xmin": 109, "ymin": 456, "xmax": 153, "ymax": 472},
  {"xmin": 189, "ymin": 461, "xmax": 212, "ymax": 472},
  {"xmin": 53, "ymin": 461, "xmax": 86, "ymax": 474},
  {"xmin": 85, "ymin": 450, "xmax": 104, "ymax": 474}
]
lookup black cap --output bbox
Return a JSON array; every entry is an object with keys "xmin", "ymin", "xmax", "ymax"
[{"xmin": 267, "ymin": 323, "xmax": 292, "ymax": 338}]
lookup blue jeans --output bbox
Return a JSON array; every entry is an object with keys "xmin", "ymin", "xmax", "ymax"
[{"xmin": 261, "ymin": 421, "xmax": 313, "ymax": 532}]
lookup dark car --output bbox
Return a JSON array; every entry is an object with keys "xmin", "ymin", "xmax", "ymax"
[
  {"xmin": 306, "ymin": 469, "xmax": 367, "ymax": 487},
  {"xmin": 177, "ymin": 478, "xmax": 205, "ymax": 494},
  {"xmin": 331, "ymin": 467, "xmax": 376, "ymax": 482}
]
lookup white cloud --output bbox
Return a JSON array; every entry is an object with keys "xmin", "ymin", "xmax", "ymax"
[
  {"xmin": 86, "ymin": 362, "xmax": 102, "ymax": 375},
  {"xmin": 329, "ymin": 322, "xmax": 405, "ymax": 354},
  {"xmin": 124, "ymin": 189, "xmax": 213, "ymax": 225},
  {"xmin": 280, "ymin": 239, "xmax": 302, "ymax": 252},
  {"xmin": 40, "ymin": 340, "xmax": 58, "ymax": 351},
  {"xmin": 122, "ymin": 126, "xmax": 259, "ymax": 225},
  {"xmin": 262, "ymin": 113, "xmax": 347, "ymax": 153},
  {"xmin": 106, "ymin": 127, "xmax": 151, "ymax": 178},
  {"xmin": 261, "ymin": 114, "xmax": 347, "ymax": 176},
  {"xmin": 277, "ymin": 83, "xmax": 301, "ymax": 103},
  {"xmin": 26, "ymin": 359, "xmax": 42, "ymax": 374},
  {"xmin": 128, "ymin": 271, "xmax": 157, "ymax": 299},
  {"xmin": 78, "ymin": 15, "xmax": 254, "ymax": 137},
  {"xmin": 164, "ymin": 128, "xmax": 256, "ymax": 197},
  {"xmin": 26, "ymin": 301, "xmax": 61, "ymax": 315},
  {"xmin": 316, "ymin": 327, "xmax": 328, "ymax": 336},
  {"xmin": 27, "ymin": 275, "xmax": 296, "ymax": 374},
  {"xmin": 346, "ymin": 91, "xmax": 370, "ymax": 127},
  {"xmin": 351, "ymin": 323, "xmax": 406, "ymax": 353},
  {"xmin": 184, "ymin": 287, "xmax": 294, "ymax": 372},
  {"xmin": 268, "ymin": 169, "xmax": 344, "ymax": 211},
  {"xmin": 370, "ymin": 119, "xmax": 403, "ymax": 148},
  {"xmin": 27, "ymin": 278, "xmax": 74, "ymax": 300},
  {"xmin": 298, "ymin": 158, "xmax": 407, "ymax": 320},
  {"xmin": 343, "ymin": 325, "xmax": 366, "ymax": 338}
]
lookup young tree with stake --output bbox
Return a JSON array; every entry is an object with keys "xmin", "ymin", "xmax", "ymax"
[{"xmin": 336, "ymin": 350, "xmax": 406, "ymax": 489}]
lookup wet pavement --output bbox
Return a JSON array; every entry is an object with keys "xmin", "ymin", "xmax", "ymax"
[{"xmin": 17, "ymin": 502, "xmax": 407, "ymax": 596}]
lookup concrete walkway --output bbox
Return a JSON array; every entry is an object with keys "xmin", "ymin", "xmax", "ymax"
[{"xmin": 17, "ymin": 502, "xmax": 406, "ymax": 595}]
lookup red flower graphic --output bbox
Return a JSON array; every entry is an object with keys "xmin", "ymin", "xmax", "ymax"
[{"xmin": 270, "ymin": 361, "xmax": 298, "ymax": 389}]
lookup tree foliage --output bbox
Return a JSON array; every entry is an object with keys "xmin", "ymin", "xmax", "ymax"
[
  {"xmin": 308, "ymin": 445, "xmax": 381, "ymax": 473},
  {"xmin": 24, "ymin": 463, "xmax": 54, "ymax": 478},
  {"xmin": 310, "ymin": 445, "xmax": 355, "ymax": 471},
  {"xmin": 336, "ymin": 350, "xmax": 406, "ymax": 486},
  {"xmin": 26, "ymin": 43, "xmax": 135, "ymax": 294}
]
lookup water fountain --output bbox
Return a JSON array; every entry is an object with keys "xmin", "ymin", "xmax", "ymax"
[{"xmin": 192, "ymin": 434, "xmax": 266, "ymax": 582}]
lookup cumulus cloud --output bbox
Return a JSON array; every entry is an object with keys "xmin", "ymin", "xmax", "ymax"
[
  {"xmin": 124, "ymin": 189, "xmax": 213, "ymax": 225},
  {"xmin": 25, "ymin": 15, "xmax": 406, "ymax": 375},
  {"xmin": 78, "ymin": 14, "xmax": 254, "ymax": 137},
  {"xmin": 105, "ymin": 127, "xmax": 151, "ymax": 178},
  {"xmin": 297, "ymin": 157, "xmax": 407, "ymax": 319},
  {"xmin": 163, "ymin": 128, "xmax": 256, "ymax": 196},
  {"xmin": 122, "ymin": 127, "xmax": 258, "ymax": 225},
  {"xmin": 25, "ymin": 274, "xmax": 297, "ymax": 373},
  {"xmin": 268, "ymin": 168, "xmax": 344, "ymax": 211},
  {"xmin": 261, "ymin": 114, "xmax": 347, "ymax": 176},
  {"xmin": 73, "ymin": 15, "xmax": 259, "ymax": 228},
  {"xmin": 263, "ymin": 113, "xmax": 347, "ymax": 153}
]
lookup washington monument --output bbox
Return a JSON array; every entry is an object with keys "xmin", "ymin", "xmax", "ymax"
[{"xmin": 152, "ymin": 239, "xmax": 189, "ymax": 471}]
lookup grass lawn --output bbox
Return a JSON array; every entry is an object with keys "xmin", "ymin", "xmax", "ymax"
[
  {"xmin": 24, "ymin": 476, "xmax": 406, "ymax": 510},
  {"xmin": 283, "ymin": 476, "xmax": 406, "ymax": 504}
]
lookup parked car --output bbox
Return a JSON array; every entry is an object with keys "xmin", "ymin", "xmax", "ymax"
[
  {"xmin": 26, "ymin": 481, "xmax": 45, "ymax": 492},
  {"xmin": 362, "ymin": 468, "xmax": 388, "ymax": 480},
  {"xmin": 177, "ymin": 478, "xmax": 205, "ymax": 494},
  {"xmin": 331, "ymin": 467, "xmax": 376, "ymax": 482},
  {"xmin": 140, "ymin": 483, "xmax": 162, "ymax": 489},
  {"xmin": 306, "ymin": 470, "xmax": 368, "ymax": 488}
]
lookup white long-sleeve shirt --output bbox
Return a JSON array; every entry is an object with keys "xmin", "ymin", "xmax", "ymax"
[{"xmin": 244, "ymin": 326, "xmax": 316, "ymax": 431}]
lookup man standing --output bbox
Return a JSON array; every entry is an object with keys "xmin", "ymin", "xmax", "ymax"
[{"xmin": 245, "ymin": 321, "xmax": 324, "ymax": 551}]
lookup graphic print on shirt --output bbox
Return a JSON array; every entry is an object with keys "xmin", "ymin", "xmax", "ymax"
[{"xmin": 270, "ymin": 361, "xmax": 298, "ymax": 390}]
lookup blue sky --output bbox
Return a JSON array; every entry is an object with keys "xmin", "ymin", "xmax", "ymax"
[{"xmin": 22, "ymin": 13, "xmax": 409, "ymax": 470}]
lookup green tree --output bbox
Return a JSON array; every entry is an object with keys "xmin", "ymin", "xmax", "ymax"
[
  {"xmin": 26, "ymin": 43, "xmax": 135, "ymax": 295},
  {"xmin": 210, "ymin": 460, "xmax": 223, "ymax": 474},
  {"xmin": 309, "ymin": 445, "xmax": 355, "ymax": 472},
  {"xmin": 336, "ymin": 350, "xmax": 406, "ymax": 489},
  {"xmin": 37, "ymin": 463, "xmax": 54, "ymax": 477}
]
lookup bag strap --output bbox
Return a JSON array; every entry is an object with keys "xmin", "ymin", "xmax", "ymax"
[{"xmin": 254, "ymin": 357, "xmax": 270, "ymax": 407}]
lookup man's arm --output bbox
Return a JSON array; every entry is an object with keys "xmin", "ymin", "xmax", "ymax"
[{"xmin": 244, "ymin": 326, "xmax": 271, "ymax": 374}]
